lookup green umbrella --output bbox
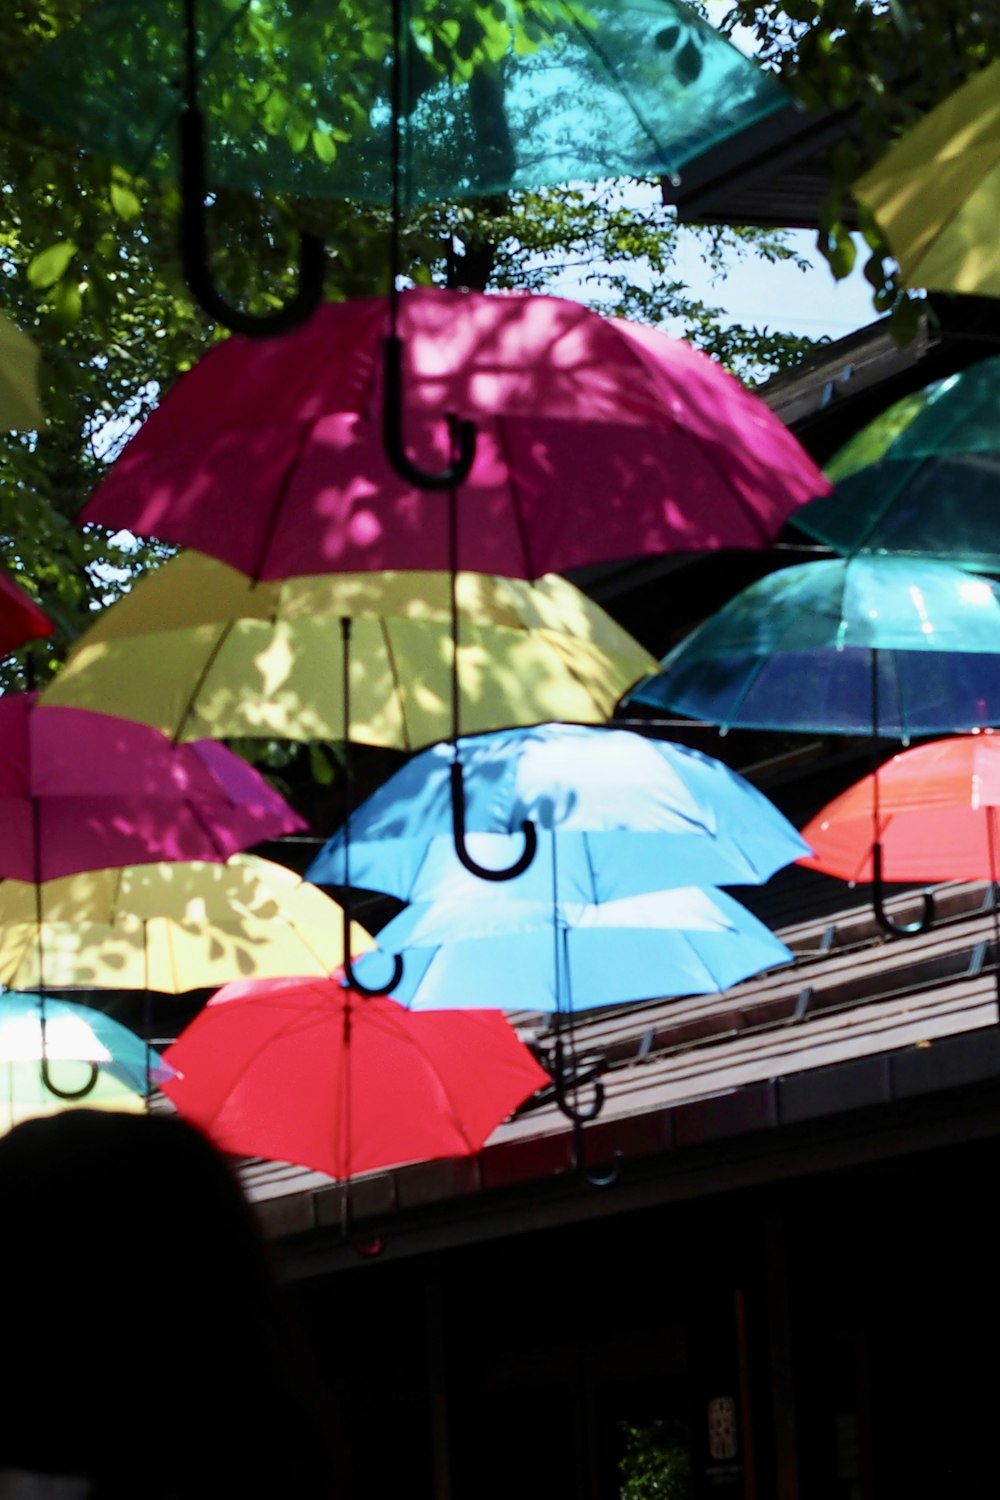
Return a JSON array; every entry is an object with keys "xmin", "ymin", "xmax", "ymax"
[{"xmin": 795, "ymin": 356, "xmax": 1000, "ymax": 571}]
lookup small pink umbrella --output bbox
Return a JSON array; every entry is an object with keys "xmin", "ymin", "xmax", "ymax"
[
  {"xmin": 0, "ymin": 568, "xmax": 53, "ymax": 658},
  {"xmin": 79, "ymin": 288, "xmax": 831, "ymax": 582},
  {"xmin": 0, "ymin": 694, "xmax": 306, "ymax": 881}
]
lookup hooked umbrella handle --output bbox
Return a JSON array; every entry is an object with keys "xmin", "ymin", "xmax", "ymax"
[
  {"xmin": 340, "ymin": 906, "xmax": 404, "ymax": 998},
  {"xmin": 450, "ymin": 761, "xmax": 537, "ymax": 881},
  {"xmin": 40, "ymin": 1056, "xmax": 100, "ymax": 1102},
  {"xmin": 179, "ymin": 106, "xmax": 325, "ymax": 337},
  {"xmin": 383, "ymin": 334, "xmax": 477, "ymax": 490},
  {"xmin": 871, "ymin": 841, "xmax": 935, "ymax": 936}
]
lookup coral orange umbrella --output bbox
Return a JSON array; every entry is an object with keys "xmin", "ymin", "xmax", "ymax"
[
  {"xmin": 162, "ymin": 972, "xmax": 549, "ymax": 1180},
  {"xmin": 799, "ymin": 734, "xmax": 1000, "ymax": 887}
]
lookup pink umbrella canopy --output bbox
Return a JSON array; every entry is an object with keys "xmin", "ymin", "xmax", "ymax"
[
  {"xmin": 0, "ymin": 694, "xmax": 306, "ymax": 880},
  {"xmin": 0, "ymin": 568, "xmax": 53, "ymax": 657},
  {"xmin": 162, "ymin": 971, "xmax": 550, "ymax": 1180},
  {"xmin": 79, "ymin": 289, "xmax": 831, "ymax": 581}
]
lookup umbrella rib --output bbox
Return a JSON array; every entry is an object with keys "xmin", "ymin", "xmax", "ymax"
[
  {"xmin": 249, "ymin": 413, "xmax": 324, "ymax": 581},
  {"xmin": 365, "ymin": 1007, "xmax": 483, "ymax": 1154},
  {"xmin": 561, "ymin": 1, "xmax": 680, "ymax": 167},
  {"xmin": 172, "ymin": 617, "xmax": 240, "ymax": 741},
  {"xmin": 379, "ymin": 617, "xmax": 411, "ymax": 752}
]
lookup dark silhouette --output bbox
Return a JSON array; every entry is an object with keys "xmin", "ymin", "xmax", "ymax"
[{"xmin": 0, "ymin": 1110, "xmax": 342, "ymax": 1499}]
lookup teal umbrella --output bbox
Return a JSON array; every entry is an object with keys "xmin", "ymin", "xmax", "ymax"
[
  {"xmin": 796, "ymin": 355, "xmax": 1000, "ymax": 570},
  {"xmin": 624, "ymin": 555, "xmax": 1000, "ymax": 740}
]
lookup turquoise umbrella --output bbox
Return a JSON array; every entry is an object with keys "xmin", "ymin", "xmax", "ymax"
[
  {"xmin": 796, "ymin": 355, "xmax": 1000, "ymax": 570},
  {"xmin": 623, "ymin": 555, "xmax": 1000, "ymax": 740}
]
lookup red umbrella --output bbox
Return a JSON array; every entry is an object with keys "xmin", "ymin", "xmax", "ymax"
[
  {"xmin": 79, "ymin": 288, "xmax": 830, "ymax": 581},
  {"xmin": 799, "ymin": 734, "xmax": 1000, "ymax": 884},
  {"xmin": 0, "ymin": 693, "xmax": 305, "ymax": 880},
  {"xmin": 0, "ymin": 568, "xmax": 53, "ymax": 657},
  {"xmin": 161, "ymin": 972, "xmax": 549, "ymax": 1179}
]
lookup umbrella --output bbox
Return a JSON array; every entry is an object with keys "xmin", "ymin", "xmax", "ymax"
[
  {"xmin": 0, "ymin": 693, "xmax": 306, "ymax": 881},
  {"xmin": 305, "ymin": 723, "xmax": 811, "ymax": 898},
  {"xmin": 795, "ymin": 355, "xmax": 1000, "ymax": 570},
  {"xmin": 76, "ymin": 289, "xmax": 830, "ymax": 579},
  {"xmin": 853, "ymin": 60, "xmax": 1000, "ymax": 299},
  {"xmin": 0, "ymin": 992, "xmax": 173, "ymax": 1124},
  {"xmin": 161, "ymin": 972, "xmax": 550, "ymax": 1180},
  {"xmin": 0, "ymin": 854, "xmax": 373, "ymax": 993},
  {"xmin": 623, "ymin": 555, "xmax": 1000, "ymax": 740},
  {"xmin": 798, "ymin": 734, "xmax": 1000, "ymax": 885},
  {"xmin": 11, "ymin": 0, "xmax": 790, "ymax": 209},
  {"xmin": 0, "ymin": 568, "xmax": 53, "ymax": 659},
  {"xmin": 0, "ymin": 311, "xmax": 45, "ymax": 431},
  {"xmin": 40, "ymin": 552, "xmax": 656, "ymax": 748},
  {"xmin": 352, "ymin": 884, "xmax": 793, "ymax": 1013}
]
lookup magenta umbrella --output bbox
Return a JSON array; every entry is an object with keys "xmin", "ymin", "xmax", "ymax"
[
  {"xmin": 79, "ymin": 288, "xmax": 830, "ymax": 581},
  {"xmin": 0, "ymin": 694, "xmax": 306, "ymax": 881}
]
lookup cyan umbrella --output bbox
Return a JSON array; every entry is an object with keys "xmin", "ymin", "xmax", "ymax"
[
  {"xmin": 796, "ymin": 355, "xmax": 1000, "ymax": 570},
  {"xmin": 306, "ymin": 723, "xmax": 810, "ymax": 900},
  {"xmin": 351, "ymin": 884, "xmax": 793, "ymax": 1013},
  {"xmin": 623, "ymin": 555, "xmax": 1000, "ymax": 739}
]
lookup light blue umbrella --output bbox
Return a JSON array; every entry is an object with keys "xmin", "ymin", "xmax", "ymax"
[
  {"xmin": 306, "ymin": 724, "xmax": 810, "ymax": 902},
  {"xmin": 351, "ymin": 884, "xmax": 793, "ymax": 1014}
]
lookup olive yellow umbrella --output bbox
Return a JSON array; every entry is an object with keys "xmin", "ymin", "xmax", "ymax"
[
  {"xmin": 0, "ymin": 853, "xmax": 372, "ymax": 992},
  {"xmin": 0, "ymin": 311, "xmax": 45, "ymax": 431},
  {"xmin": 41, "ymin": 551, "xmax": 656, "ymax": 748},
  {"xmin": 853, "ymin": 60, "xmax": 1000, "ymax": 298}
]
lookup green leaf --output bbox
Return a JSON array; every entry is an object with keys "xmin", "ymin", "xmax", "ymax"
[
  {"xmin": 311, "ymin": 129, "xmax": 337, "ymax": 164},
  {"xmin": 27, "ymin": 241, "xmax": 78, "ymax": 290},
  {"xmin": 109, "ymin": 182, "xmax": 141, "ymax": 221}
]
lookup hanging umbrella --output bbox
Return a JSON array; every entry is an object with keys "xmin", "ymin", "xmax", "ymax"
[
  {"xmin": 798, "ymin": 734, "xmax": 1000, "ymax": 885},
  {"xmin": 11, "ymin": 0, "xmax": 790, "ymax": 210},
  {"xmin": 0, "ymin": 854, "xmax": 373, "ymax": 993},
  {"xmin": 0, "ymin": 693, "xmax": 306, "ymax": 881},
  {"xmin": 0, "ymin": 568, "xmax": 53, "ymax": 658},
  {"xmin": 351, "ymin": 883, "xmax": 793, "ymax": 1012},
  {"xmin": 853, "ymin": 60, "xmax": 1000, "ymax": 299},
  {"xmin": 795, "ymin": 355, "xmax": 1000, "ymax": 570},
  {"xmin": 40, "ymin": 551, "xmax": 656, "ymax": 747},
  {"xmin": 75, "ymin": 289, "xmax": 830, "ymax": 579},
  {"xmin": 161, "ymin": 972, "xmax": 550, "ymax": 1179},
  {"xmin": 305, "ymin": 723, "xmax": 811, "ymax": 898},
  {"xmin": 0, "ymin": 311, "xmax": 45, "ymax": 431},
  {"xmin": 623, "ymin": 555, "xmax": 1000, "ymax": 740},
  {"xmin": 0, "ymin": 992, "xmax": 173, "ymax": 1133}
]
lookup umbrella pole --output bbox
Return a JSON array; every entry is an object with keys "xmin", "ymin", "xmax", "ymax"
[
  {"xmin": 338, "ymin": 617, "xmax": 403, "ymax": 997},
  {"xmin": 382, "ymin": 0, "xmax": 474, "ymax": 491},
  {"xmin": 446, "ymin": 485, "xmax": 536, "ymax": 881},
  {"xmin": 868, "ymin": 647, "xmax": 934, "ymax": 936}
]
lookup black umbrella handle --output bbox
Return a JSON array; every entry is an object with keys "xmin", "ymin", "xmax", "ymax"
[
  {"xmin": 872, "ymin": 841, "xmax": 935, "ymax": 936},
  {"xmin": 180, "ymin": 107, "xmax": 325, "ymax": 337},
  {"xmin": 341, "ymin": 905, "xmax": 404, "ymax": 998},
  {"xmin": 383, "ymin": 335, "xmax": 477, "ymax": 490},
  {"xmin": 451, "ymin": 761, "xmax": 537, "ymax": 881},
  {"xmin": 40, "ymin": 1056, "xmax": 100, "ymax": 1102}
]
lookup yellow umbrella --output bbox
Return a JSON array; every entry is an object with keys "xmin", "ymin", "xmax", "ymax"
[
  {"xmin": 41, "ymin": 552, "xmax": 656, "ymax": 748},
  {"xmin": 0, "ymin": 311, "xmax": 45, "ymax": 431},
  {"xmin": 0, "ymin": 853, "xmax": 372, "ymax": 992},
  {"xmin": 853, "ymin": 61, "xmax": 1000, "ymax": 297}
]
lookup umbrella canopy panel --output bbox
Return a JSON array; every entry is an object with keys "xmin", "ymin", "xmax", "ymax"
[
  {"xmin": 0, "ymin": 311, "xmax": 45, "ymax": 432},
  {"xmin": 41, "ymin": 554, "xmax": 656, "ymax": 748},
  {"xmin": 796, "ymin": 355, "xmax": 1000, "ymax": 570},
  {"xmin": 78, "ymin": 289, "xmax": 830, "ymax": 581},
  {"xmin": 625, "ymin": 556, "xmax": 1000, "ymax": 737},
  {"xmin": 306, "ymin": 723, "xmax": 811, "ymax": 898},
  {"xmin": 354, "ymin": 884, "xmax": 794, "ymax": 1011},
  {"xmin": 799, "ymin": 734, "xmax": 1000, "ymax": 884},
  {"xmin": 0, "ymin": 694, "xmax": 305, "ymax": 880},
  {"xmin": 162, "ymin": 973, "xmax": 549, "ymax": 1179},
  {"xmin": 0, "ymin": 569, "xmax": 53, "ymax": 659},
  {"xmin": 853, "ymin": 59, "xmax": 1000, "ymax": 299},
  {"xmin": 0, "ymin": 854, "xmax": 373, "ymax": 993},
  {"xmin": 11, "ymin": 0, "xmax": 792, "ymax": 204},
  {"xmin": 0, "ymin": 993, "xmax": 172, "ymax": 1093}
]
